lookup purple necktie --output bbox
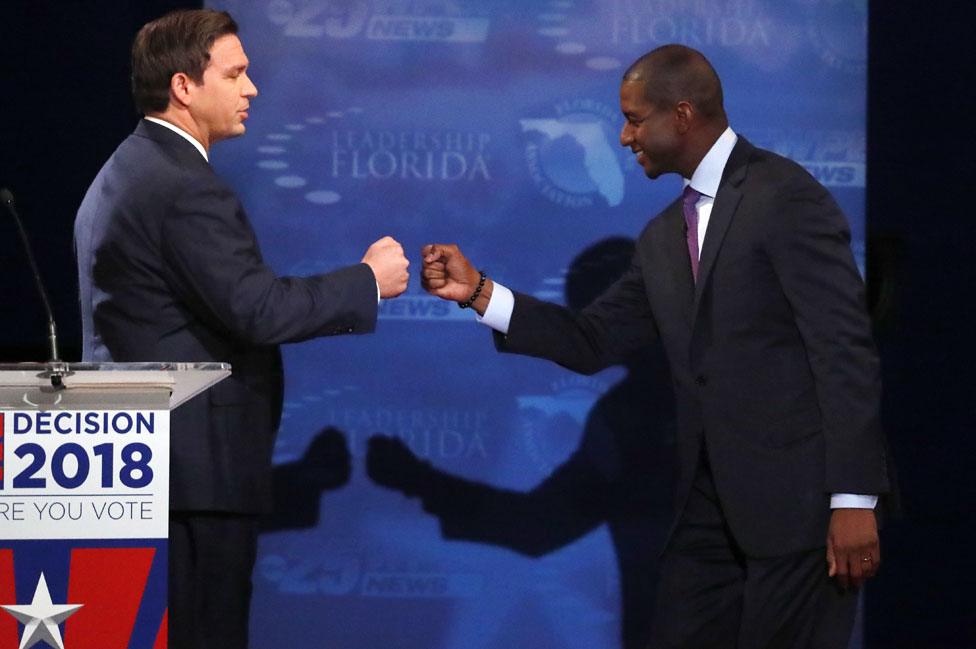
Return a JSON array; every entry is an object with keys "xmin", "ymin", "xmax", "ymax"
[{"xmin": 682, "ymin": 185, "xmax": 702, "ymax": 282}]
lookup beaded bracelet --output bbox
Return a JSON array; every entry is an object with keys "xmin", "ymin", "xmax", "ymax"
[{"xmin": 458, "ymin": 270, "xmax": 487, "ymax": 309}]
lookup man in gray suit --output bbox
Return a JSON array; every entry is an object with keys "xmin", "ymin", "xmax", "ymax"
[
  {"xmin": 74, "ymin": 9, "xmax": 409, "ymax": 648},
  {"xmin": 422, "ymin": 45, "xmax": 889, "ymax": 648}
]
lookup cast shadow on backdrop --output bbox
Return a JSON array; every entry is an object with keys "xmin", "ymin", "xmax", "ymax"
[
  {"xmin": 367, "ymin": 237, "xmax": 677, "ymax": 649},
  {"xmin": 260, "ymin": 426, "xmax": 352, "ymax": 532}
]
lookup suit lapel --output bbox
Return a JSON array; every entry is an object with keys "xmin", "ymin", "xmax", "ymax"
[
  {"xmin": 658, "ymin": 200, "xmax": 696, "ymax": 327},
  {"xmin": 691, "ymin": 138, "xmax": 753, "ymax": 320}
]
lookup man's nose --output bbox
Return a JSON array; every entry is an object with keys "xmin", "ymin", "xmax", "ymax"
[
  {"xmin": 620, "ymin": 124, "xmax": 631, "ymax": 147},
  {"xmin": 243, "ymin": 73, "xmax": 258, "ymax": 97}
]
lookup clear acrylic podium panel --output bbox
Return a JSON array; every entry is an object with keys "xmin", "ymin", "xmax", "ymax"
[{"xmin": 0, "ymin": 362, "xmax": 230, "ymax": 410}]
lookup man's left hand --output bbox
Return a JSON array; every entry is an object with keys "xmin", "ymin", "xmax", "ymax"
[{"xmin": 826, "ymin": 508, "xmax": 880, "ymax": 589}]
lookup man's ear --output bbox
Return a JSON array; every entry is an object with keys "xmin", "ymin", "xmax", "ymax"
[
  {"xmin": 169, "ymin": 72, "xmax": 193, "ymax": 108},
  {"xmin": 674, "ymin": 100, "xmax": 694, "ymax": 135}
]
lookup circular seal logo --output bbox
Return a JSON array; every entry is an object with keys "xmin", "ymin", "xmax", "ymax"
[
  {"xmin": 521, "ymin": 99, "xmax": 626, "ymax": 209},
  {"xmin": 517, "ymin": 375, "xmax": 609, "ymax": 474}
]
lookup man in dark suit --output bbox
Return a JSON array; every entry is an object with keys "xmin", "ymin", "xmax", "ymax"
[
  {"xmin": 421, "ymin": 44, "xmax": 889, "ymax": 648},
  {"xmin": 74, "ymin": 9, "xmax": 409, "ymax": 649}
]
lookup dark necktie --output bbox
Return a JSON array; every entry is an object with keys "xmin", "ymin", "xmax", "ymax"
[{"xmin": 682, "ymin": 185, "xmax": 702, "ymax": 282}]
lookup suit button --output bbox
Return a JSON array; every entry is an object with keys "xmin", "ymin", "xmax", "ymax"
[{"xmin": 695, "ymin": 375, "xmax": 708, "ymax": 386}]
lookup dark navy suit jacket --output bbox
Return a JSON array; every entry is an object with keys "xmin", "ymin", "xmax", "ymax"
[
  {"xmin": 75, "ymin": 119, "xmax": 377, "ymax": 514},
  {"xmin": 496, "ymin": 138, "xmax": 890, "ymax": 557}
]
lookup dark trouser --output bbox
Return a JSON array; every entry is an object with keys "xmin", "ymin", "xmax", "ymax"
[
  {"xmin": 168, "ymin": 512, "xmax": 259, "ymax": 649},
  {"xmin": 647, "ymin": 456, "xmax": 858, "ymax": 649}
]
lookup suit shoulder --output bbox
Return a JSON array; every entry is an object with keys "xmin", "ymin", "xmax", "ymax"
[
  {"xmin": 88, "ymin": 134, "xmax": 223, "ymax": 205},
  {"xmin": 106, "ymin": 133, "xmax": 194, "ymax": 193},
  {"xmin": 739, "ymin": 144, "xmax": 851, "ymax": 241},
  {"xmin": 743, "ymin": 145, "xmax": 829, "ymax": 198},
  {"xmin": 75, "ymin": 134, "xmax": 233, "ymax": 248}
]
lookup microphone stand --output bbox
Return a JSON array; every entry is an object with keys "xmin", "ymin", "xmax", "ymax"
[{"xmin": 1, "ymin": 187, "xmax": 69, "ymax": 388}]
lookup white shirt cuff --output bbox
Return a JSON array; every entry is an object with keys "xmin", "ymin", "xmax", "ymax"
[
  {"xmin": 476, "ymin": 281, "xmax": 514, "ymax": 334},
  {"xmin": 830, "ymin": 493, "xmax": 878, "ymax": 509}
]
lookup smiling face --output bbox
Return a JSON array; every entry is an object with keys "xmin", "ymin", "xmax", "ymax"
[
  {"xmin": 186, "ymin": 34, "xmax": 257, "ymax": 147},
  {"xmin": 618, "ymin": 80, "xmax": 682, "ymax": 180}
]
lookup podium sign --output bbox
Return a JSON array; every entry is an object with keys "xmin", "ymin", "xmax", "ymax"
[
  {"xmin": 0, "ymin": 409, "xmax": 169, "ymax": 540},
  {"xmin": 0, "ymin": 363, "xmax": 228, "ymax": 649}
]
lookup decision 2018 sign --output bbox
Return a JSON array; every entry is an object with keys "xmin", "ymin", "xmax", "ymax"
[{"xmin": 1, "ymin": 410, "xmax": 170, "ymax": 649}]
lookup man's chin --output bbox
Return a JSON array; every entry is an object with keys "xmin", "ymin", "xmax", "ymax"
[
  {"xmin": 643, "ymin": 165, "xmax": 662, "ymax": 180},
  {"xmin": 635, "ymin": 159, "xmax": 661, "ymax": 179},
  {"xmin": 211, "ymin": 126, "xmax": 247, "ymax": 145}
]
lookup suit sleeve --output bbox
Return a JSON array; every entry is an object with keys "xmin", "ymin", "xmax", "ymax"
[
  {"xmin": 160, "ymin": 175, "xmax": 378, "ymax": 345},
  {"xmin": 496, "ymin": 256, "xmax": 658, "ymax": 375},
  {"xmin": 765, "ymin": 176, "xmax": 889, "ymax": 495}
]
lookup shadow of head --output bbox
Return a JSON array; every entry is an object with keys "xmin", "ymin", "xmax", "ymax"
[{"xmin": 566, "ymin": 237, "xmax": 636, "ymax": 312}]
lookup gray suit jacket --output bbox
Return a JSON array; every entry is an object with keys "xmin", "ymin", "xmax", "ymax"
[{"xmin": 75, "ymin": 119, "xmax": 377, "ymax": 513}]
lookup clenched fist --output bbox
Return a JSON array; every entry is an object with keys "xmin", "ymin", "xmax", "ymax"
[
  {"xmin": 421, "ymin": 243, "xmax": 491, "ymax": 312},
  {"xmin": 362, "ymin": 236, "xmax": 409, "ymax": 298}
]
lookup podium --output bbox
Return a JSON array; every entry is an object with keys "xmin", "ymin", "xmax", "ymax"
[{"xmin": 0, "ymin": 362, "xmax": 229, "ymax": 649}]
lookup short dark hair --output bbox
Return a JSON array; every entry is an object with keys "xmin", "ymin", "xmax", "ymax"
[
  {"xmin": 623, "ymin": 44, "xmax": 725, "ymax": 120},
  {"xmin": 131, "ymin": 9, "xmax": 238, "ymax": 115}
]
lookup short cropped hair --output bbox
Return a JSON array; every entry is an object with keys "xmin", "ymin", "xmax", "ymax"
[
  {"xmin": 623, "ymin": 44, "xmax": 725, "ymax": 120},
  {"xmin": 131, "ymin": 9, "xmax": 238, "ymax": 114}
]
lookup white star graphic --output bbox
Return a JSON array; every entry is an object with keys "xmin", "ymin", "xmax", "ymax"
[{"xmin": 0, "ymin": 572, "xmax": 83, "ymax": 649}]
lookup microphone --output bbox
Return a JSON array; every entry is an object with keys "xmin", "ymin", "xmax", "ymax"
[{"xmin": 1, "ymin": 187, "xmax": 65, "ymax": 386}]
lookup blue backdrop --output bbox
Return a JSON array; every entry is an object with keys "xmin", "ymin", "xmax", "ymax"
[{"xmin": 205, "ymin": 1, "xmax": 867, "ymax": 647}]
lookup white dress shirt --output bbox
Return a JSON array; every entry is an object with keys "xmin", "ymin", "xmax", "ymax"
[
  {"xmin": 478, "ymin": 127, "xmax": 876, "ymax": 510},
  {"xmin": 685, "ymin": 127, "xmax": 737, "ymax": 254}
]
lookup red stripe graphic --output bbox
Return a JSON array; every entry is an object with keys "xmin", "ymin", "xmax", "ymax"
[
  {"xmin": 0, "ymin": 549, "xmax": 17, "ymax": 649},
  {"xmin": 152, "ymin": 609, "xmax": 167, "ymax": 649},
  {"xmin": 64, "ymin": 547, "xmax": 155, "ymax": 649}
]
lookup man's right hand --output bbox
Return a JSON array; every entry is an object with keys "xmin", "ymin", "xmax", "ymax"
[{"xmin": 362, "ymin": 236, "xmax": 409, "ymax": 298}]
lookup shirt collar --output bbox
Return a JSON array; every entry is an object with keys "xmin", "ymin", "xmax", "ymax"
[
  {"xmin": 144, "ymin": 117, "xmax": 209, "ymax": 162},
  {"xmin": 685, "ymin": 126, "xmax": 737, "ymax": 198}
]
